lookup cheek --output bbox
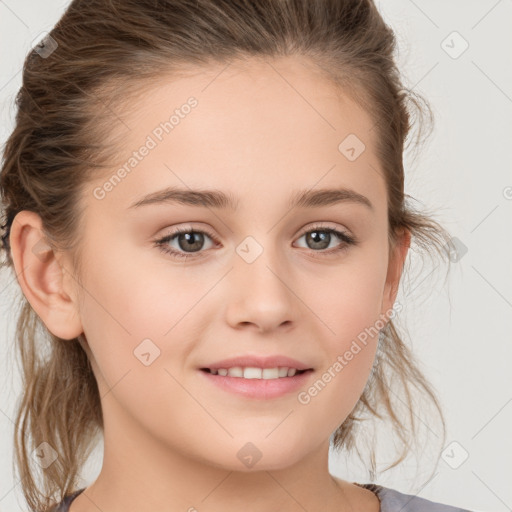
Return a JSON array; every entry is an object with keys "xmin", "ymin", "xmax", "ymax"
[
  {"xmin": 77, "ymin": 244, "xmax": 207, "ymax": 383},
  {"xmin": 299, "ymin": 286, "xmax": 381, "ymax": 432},
  {"xmin": 302, "ymin": 251, "xmax": 387, "ymax": 398},
  {"xmin": 307, "ymin": 250, "xmax": 388, "ymax": 341}
]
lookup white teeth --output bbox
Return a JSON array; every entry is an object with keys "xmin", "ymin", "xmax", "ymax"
[
  {"xmin": 227, "ymin": 366, "xmax": 243, "ymax": 377},
  {"xmin": 244, "ymin": 367, "xmax": 262, "ymax": 379},
  {"xmin": 262, "ymin": 368, "xmax": 279, "ymax": 379},
  {"xmin": 207, "ymin": 366, "xmax": 305, "ymax": 379},
  {"xmin": 278, "ymin": 367, "xmax": 289, "ymax": 377}
]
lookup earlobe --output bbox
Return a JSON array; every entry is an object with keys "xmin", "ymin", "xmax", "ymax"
[{"xmin": 9, "ymin": 210, "xmax": 83, "ymax": 340}]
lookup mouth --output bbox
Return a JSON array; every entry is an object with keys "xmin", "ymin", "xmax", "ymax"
[
  {"xmin": 198, "ymin": 366, "xmax": 314, "ymax": 399},
  {"xmin": 200, "ymin": 367, "xmax": 312, "ymax": 379}
]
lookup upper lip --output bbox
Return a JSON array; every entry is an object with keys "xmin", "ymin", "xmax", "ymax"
[{"xmin": 201, "ymin": 355, "xmax": 313, "ymax": 371}]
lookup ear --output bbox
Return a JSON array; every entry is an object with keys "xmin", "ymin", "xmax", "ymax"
[
  {"xmin": 380, "ymin": 227, "xmax": 411, "ymax": 319},
  {"xmin": 9, "ymin": 210, "xmax": 83, "ymax": 340}
]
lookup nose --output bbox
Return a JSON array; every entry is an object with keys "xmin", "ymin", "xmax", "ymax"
[{"xmin": 223, "ymin": 243, "xmax": 299, "ymax": 333}]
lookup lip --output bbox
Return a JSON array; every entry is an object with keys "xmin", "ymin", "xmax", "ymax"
[
  {"xmin": 200, "ymin": 355, "xmax": 313, "ymax": 371},
  {"xmin": 199, "ymin": 367, "xmax": 314, "ymax": 399}
]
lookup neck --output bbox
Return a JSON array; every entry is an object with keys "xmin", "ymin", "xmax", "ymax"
[{"xmin": 71, "ymin": 403, "xmax": 356, "ymax": 512}]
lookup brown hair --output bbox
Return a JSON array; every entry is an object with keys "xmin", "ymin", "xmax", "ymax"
[{"xmin": 0, "ymin": 1, "xmax": 454, "ymax": 510}]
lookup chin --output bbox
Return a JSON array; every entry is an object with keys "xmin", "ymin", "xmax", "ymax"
[{"xmin": 198, "ymin": 439, "xmax": 307, "ymax": 473}]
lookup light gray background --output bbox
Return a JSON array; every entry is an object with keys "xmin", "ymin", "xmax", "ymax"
[{"xmin": 0, "ymin": 1, "xmax": 511, "ymax": 511}]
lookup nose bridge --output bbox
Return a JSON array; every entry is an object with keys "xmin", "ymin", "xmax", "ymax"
[
  {"xmin": 234, "ymin": 231, "xmax": 289, "ymax": 294},
  {"xmin": 224, "ymin": 231, "xmax": 298, "ymax": 331}
]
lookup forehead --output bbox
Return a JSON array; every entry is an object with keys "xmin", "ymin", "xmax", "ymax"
[{"xmin": 87, "ymin": 55, "xmax": 386, "ymax": 216}]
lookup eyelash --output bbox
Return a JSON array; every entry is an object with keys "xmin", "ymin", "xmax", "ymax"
[{"xmin": 154, "ymin": 224, "xmax": 358, "ymax": 261}]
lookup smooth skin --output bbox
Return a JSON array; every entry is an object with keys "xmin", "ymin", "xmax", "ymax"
[{"xmin": 10, "ymin": 55, "xmax": 410, "ymax": 512}]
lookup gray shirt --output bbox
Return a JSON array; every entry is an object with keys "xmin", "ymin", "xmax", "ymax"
[
  {"xmin": 354, "ymin": 483, "xmax": 474, "ymax": 511},
  {"xmin": 49, "ymin": 483, "xmax": 475, "ymax": 511}
]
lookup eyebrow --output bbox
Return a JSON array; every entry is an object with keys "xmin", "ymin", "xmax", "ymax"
[{"xmin": 128, "ymin": 186, "xmax": 374, "ymax": 212}]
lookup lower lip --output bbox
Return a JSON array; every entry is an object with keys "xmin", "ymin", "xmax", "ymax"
[{"xmin": 199, "ymin": 369, "xmax": 313, "ymax": 399}]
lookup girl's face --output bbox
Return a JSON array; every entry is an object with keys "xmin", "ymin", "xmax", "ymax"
[{"xmin": 70, "ymin": 56, "xmax": 408, "ymax": 472}]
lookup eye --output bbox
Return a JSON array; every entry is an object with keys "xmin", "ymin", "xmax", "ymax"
[
  {"xmin": 154, "ymin": 223, "xmax": 358, "ymax": 261},
  {"xmin": 294, "ymin": 224, "xmax": 357, "ymax": 257},
  {"xmin": 154, "ymin": 226, "xmax": 219, "ymax": 261}
]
